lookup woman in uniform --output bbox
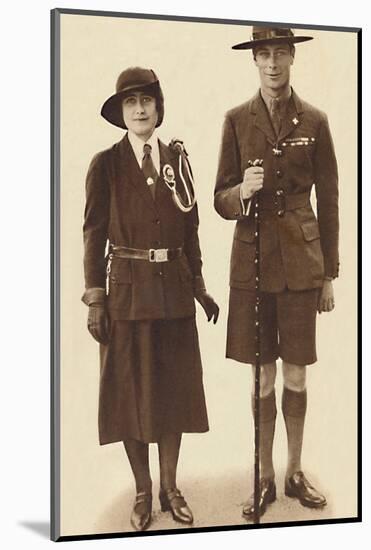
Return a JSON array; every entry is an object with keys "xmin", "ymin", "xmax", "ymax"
[{"xmin": 82, "ymin": 67, "xmax": 219, "ymax": 531}]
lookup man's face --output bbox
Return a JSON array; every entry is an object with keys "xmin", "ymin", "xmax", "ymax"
[
  {"xmin": 254, "ymin": 43, "xmax": 294, "ymax": 94},
  {"xmin": 122, "ymin": 90, "xmax": 158, "ymax": 140}
]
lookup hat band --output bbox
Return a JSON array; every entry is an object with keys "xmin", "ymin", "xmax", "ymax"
[{"xmin": 252, "ymin": 28, "xmax": 294, "ymax": 41}]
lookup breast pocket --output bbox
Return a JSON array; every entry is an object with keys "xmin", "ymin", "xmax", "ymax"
[{"xmin": 282, "ymin": 137, "xmax": 315, "ymax": 169}]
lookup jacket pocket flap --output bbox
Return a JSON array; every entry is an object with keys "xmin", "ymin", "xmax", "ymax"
[
  {"xmin": 234, "ymin": 222, "xmax": 255, "ymax": 243},
  {"xmin": 110, "ymin": 259, "xmax": 132, "ymax": 284},
  {"xmin": 301, "ymin": 221, "xmax": 320, "ymax": 242}
]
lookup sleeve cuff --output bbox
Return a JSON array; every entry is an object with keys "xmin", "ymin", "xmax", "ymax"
[
  {"xmin": 324, "ymin": 262, "xmax": 340, "ymax": 281},
  {"xmin": 193, "ymin": 275, "xmax": 206, "ymax": 293},
  {"xmin": 239, "ymin": 185, "xmax": 252, "ymax": 216},
  {"xmin": 81, "ymin": 287, "xmax": 106, "ymax": 306}
]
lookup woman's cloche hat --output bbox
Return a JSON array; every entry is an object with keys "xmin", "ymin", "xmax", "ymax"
[{"xmin": 101, "ymin": 66, "xmax": 164, "ymax": 129}]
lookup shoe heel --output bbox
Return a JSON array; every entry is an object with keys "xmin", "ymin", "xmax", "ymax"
[
  {"xmin": 270, "ymin": 484, "xmax": 277, "ymax": 502},
  {"xmin": 285, "ymin": 485, "xmax": 295, "ymax": 498}
]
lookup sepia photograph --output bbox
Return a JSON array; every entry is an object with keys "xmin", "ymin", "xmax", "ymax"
[{"xmin": 51, "ymin": 8, "xmax": 360, "ymax": 541}]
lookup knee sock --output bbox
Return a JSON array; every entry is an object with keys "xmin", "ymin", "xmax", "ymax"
[
  {"xmin": 251, "ymin": 390, "xmax": 277, "ymax": 480},
  {"xmin": 282, "ymin": 386, "xmax": 307, "ymax": 478}
]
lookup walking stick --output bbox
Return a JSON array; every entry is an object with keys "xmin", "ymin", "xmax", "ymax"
[{"xmin": 250, "ymin": 158, "xmax": 263, "ymax": 525}]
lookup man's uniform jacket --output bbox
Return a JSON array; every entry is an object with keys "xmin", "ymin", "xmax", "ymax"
[
  {"xmin": 214, "ymin": 89, "xmax": 339, "ymax": 293},
  {"xmin": 83, "ymin": 134, "xmax": 203, "ymax": 320}
]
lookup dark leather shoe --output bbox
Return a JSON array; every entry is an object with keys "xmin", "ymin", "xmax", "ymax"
[
  {"xmin": 159, "ymin": 488, "xmax": 194, "ymax": 524},
  {"xmin": 130, "ymin": 492, "xmax": 152, "ymax": 531},
  {"xmin": 285, "ymin": 471, "xmax": 327, "ymax": 508},
  {"xmin": 242, "ymin": 478, "xmax": 276, "ymax": 519}
]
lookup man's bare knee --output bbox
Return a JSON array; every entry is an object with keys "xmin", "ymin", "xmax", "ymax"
[
  {"xmin": 282, "ymin": 361, "xmax": 307, "ymax": 391},
  {"xmin": 251, "ymin": 361, "xmax": 277, "ymax": 397}
]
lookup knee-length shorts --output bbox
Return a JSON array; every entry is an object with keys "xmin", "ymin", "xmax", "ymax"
[{"xmin": 226, "ymin": 287, "xmax": 320, "ymax": 366}]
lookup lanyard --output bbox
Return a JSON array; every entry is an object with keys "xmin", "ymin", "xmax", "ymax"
[{"xmin": 162, "ymin": 140, "xmax": 196, "ymax": 213}]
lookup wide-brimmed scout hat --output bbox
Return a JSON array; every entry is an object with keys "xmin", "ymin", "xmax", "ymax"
[
  {"xmin": 101, "ymin": 66, "xmax": 164, "ymax": 129},
  {"xmin": 232, "ymin": 26, "xmax": 313, "ymax": 50}
]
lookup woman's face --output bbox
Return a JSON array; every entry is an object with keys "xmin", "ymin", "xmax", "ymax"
[{"xmin": 122, "ymin": 90, "xmax": 158, "ymax": 141}]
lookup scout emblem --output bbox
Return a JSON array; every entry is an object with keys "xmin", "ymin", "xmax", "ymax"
[{"xmin": 163, "ymin": 139, "xmax": 197, "ymax": 213}]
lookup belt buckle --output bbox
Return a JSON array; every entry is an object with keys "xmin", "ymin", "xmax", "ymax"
[{"xmin": 149, "ymin": 248, "xmax": 168, "ymax": 262}]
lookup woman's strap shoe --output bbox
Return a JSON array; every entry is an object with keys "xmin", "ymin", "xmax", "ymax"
[
  {"xmin": 242, "ymin": 478, "xmax": 276, "ymax": 519},
  {"xmin": 130, "ymin": 492, "xmax": 152, "ymax": 531},
  {"xmin": 159, "ymin": 488, "xmax": 194, "ymax": 524},
  {"xmin": 285, "ymin": 471, "xmax": 327, "ymax": 508}
]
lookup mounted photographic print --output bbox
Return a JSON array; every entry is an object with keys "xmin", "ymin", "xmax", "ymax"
[{"xmin": 51, "ymin": 8, "xmax": 361, "ymax": 542}]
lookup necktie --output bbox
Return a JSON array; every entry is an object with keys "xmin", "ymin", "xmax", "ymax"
[
  {"xmin": 142, "ymin": 143, "xmax": 158, "ymax": 199},
  {"xmin": 269, "ymin": 98, "xmax": 281, "ymax": 137}
]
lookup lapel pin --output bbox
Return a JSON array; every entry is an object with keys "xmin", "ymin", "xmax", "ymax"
[
  {"xmin": 292, "ymin": 117, "xmax": 299, "ymax": 125},
  {"xmin": 146, "ymin": 177, "xmax": 154, "ymax": 186}
]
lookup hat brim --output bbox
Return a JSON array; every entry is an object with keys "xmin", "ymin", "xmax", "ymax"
[
  {"xmin": 101, "ymin": 81, "xmax": 160, "ymax": 129},
  {"xmin": 232, "ymin": 36, "xmax": 313, "ymax": 50}
]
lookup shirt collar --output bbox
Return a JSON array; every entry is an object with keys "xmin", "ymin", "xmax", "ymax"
[
  {"xmin": 260, "ymin": 86, "xmax": 292, "ymax": 113},
  {"xmin": 127, "ymin": 130, "xmax": 160, "ymax": 172}
]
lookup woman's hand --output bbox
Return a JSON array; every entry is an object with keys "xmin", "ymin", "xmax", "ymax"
[
  {"xmin": 87, "ymin": 304, "xmax": 111, "ymax": 344},
  {"xmin": 317, "ymin": 280, "xmax": 335, "ymax": 314},
  {"xmin": 195, "ymin": 290, "xmax": 219, "ymax": 324}
]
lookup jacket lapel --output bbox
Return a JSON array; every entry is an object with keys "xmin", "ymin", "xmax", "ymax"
[
  {"xmin": 251, "ymin": 92, "xmax": 276, "ymax": 146},
  {"xmin": 118, "ymin": 134, "xmax": 158, "ymax": 213},
  {"xmin": 278, "ymin": 90, "xmax": 304, "ymax": 142}
]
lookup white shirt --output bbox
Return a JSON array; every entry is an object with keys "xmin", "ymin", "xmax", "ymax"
[{"xmin": 127, "ymin": 130, "xmax": 160, "ymax": 174}]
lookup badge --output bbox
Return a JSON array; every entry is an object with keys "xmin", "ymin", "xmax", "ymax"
[{"xmin": 163, "ymin": 164, "xmax": 175, "ymax": 186}]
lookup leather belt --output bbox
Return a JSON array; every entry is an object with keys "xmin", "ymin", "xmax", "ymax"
[
  {"xmin": 259, "ymin": 190, "xmax": 310, "ymax": 217},
  {"xmin": 109, "ymin": 244, "xmax": 183, "ymax": 263}
]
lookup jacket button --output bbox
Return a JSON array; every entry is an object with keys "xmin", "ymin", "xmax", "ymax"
[
  {"xmin": 276, "ymin": 170, "xmax": 283, "ymax": 178},
  {"xmin": 277, "ymin": 209, "xmax": 284, "ymax": 217},
  {"xmin": 276, "ymin": 189, "xmax": 284, "ymax": 196},
  {"xmin": 153, "ymin": 219, "xmax": 160, "ymax": 224}
]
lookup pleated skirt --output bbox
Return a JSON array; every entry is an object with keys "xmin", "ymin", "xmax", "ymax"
[{"xmin": 98, "ymin": 316, "xmax": 209, "ymax": 444}]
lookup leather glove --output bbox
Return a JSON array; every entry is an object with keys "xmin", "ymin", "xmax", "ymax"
[
  {"xmin": 87, "ymin": 304, "xmax": 110, "ymax": 344},
  {"xmin": 195, "ymin": 290, "xmax": 219, "ymax": 324}
]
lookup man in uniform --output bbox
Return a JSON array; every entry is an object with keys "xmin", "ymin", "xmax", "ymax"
[{"xmin": 214, "ymin": 27, "xmax": 339, "ymax": 518}]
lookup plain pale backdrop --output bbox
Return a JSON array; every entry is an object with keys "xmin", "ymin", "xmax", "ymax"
[
  {"xmin": 1, "ymin": 0, "xmax": 368, "ymax": 549},
  {"xmin": 59, "ymin": 13, "xmax": 357, "ymax": 536}
]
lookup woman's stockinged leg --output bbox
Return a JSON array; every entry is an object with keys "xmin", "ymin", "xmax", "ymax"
[
  {"xmin": 158, "ymin": 432, "xmax": 182, "ymax": 490},
  {"xmin": 158, "ymin": 432, "xmax": 194, "ymax": 524},
  {"xmin": 123, "ymin": 438, "xmax": 152, "ymax": 494}
]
